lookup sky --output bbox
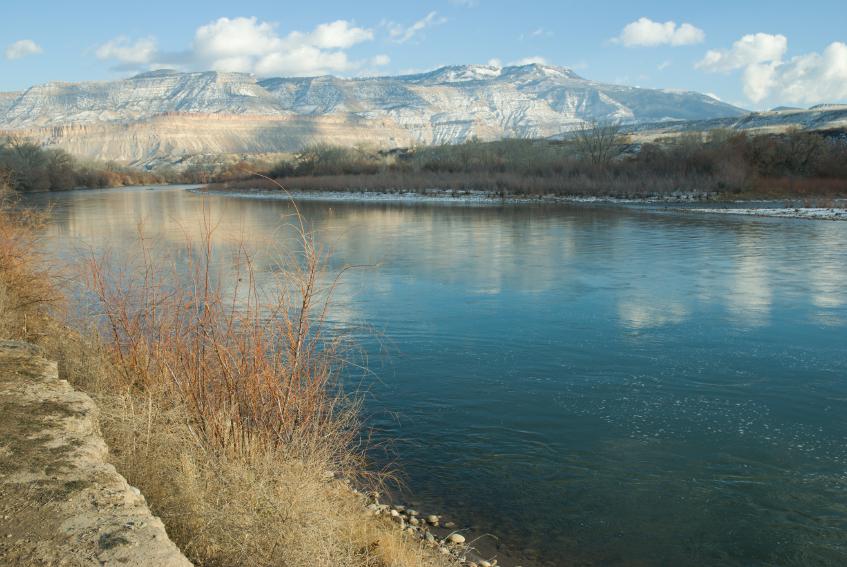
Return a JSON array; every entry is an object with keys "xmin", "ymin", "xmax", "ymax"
[{"xmin": 1, "ymin": 0, "xmax": 846, "ymax": 110}]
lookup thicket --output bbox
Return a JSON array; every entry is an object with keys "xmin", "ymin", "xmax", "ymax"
[
  {"xmin": 0, "ymin": 136, "xmax": 176, "ymax": 192},
  {"xmin": 211, "ymin": 129, "xmax": 847, "ymax": 198}
]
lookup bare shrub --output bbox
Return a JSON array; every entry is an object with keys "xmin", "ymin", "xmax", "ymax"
[
  {"xmin": 0, "ymin": 182, "xmax": 58, "ymax": 340},
  {"xmin": 574, "ymin": 120, "xmax": 623, "ymax": 167},
  {"xmin": 72, "ymin": 186, "xmax": 453, "ymax": 566}
]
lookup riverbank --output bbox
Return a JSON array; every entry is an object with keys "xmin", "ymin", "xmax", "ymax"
[
  {"xmin": 682, "ymin": 206, "xmax": 847, "ymax": 220},
  {"xmin": 196, "ymin": 185, "xmax": 722, "ymax": 204},
  {"xmin": 0, "ymin": 340, "xmax": 191, "ymax": 566},
  {"xmin": 197, "ymin": 186, "xmax": 847, "ymax": 220},
  {"xmin": 0, "ymin": 191, "xmax": 515, "ymax": 567}
]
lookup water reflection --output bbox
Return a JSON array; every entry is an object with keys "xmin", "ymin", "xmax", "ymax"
[{"xmin": 25, "ymin": 187, "xmax": 847, "ymax": 567}]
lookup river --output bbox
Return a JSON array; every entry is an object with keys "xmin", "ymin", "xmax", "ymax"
[{"xmin": 24, "ymin": 186, "xmax": 847, "ymax": 566}]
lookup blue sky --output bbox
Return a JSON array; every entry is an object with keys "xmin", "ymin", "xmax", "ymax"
[{"xmin": 2, "ymin": 0, "xmax": 846, "ymax": 109}]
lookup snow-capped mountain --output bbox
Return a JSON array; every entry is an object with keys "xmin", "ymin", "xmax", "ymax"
[{"xmin": 0, "ymin": 64, "xmax": 748, "ymax": 166}]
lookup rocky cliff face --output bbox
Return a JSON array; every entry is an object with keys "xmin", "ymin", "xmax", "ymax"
[{"xmin": 0, "ymin": 64, "xmax": 749, "ymax": 166}]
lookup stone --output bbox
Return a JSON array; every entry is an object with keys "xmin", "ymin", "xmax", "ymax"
[
  {"xmin": 426, "ymin": 514, "xmax": 439, "ymax": 525},
  {"xmin": 447, "ymin": 533, "xmax": 466, "ymax": 544},
  {"xmin": 444, "ymin": 521, "xmax": 457, "ymax": 529}
]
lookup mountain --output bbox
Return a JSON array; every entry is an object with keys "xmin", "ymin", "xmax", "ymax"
[
  {"xmin": 0, "ymin": 64, "xmax": 748, "ymax": 167},
  {"xmin": 617, "ymin": 104, "xmax": 847, "ymax": 140}
]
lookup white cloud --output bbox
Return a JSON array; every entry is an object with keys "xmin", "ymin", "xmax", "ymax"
[
  {"xmin": 449, "ymin": 0, "xmax": 478, "ymax": 6},
  {"xmin": 4, "ymin": 39, "xmax": 43, "ymax": 60},
  {"xmin": 511, "ymin": 56, "xmax": 548, "ymax": 65},
  {"xmin": 771, "ymin": 42, "xmax": 847, "ymax": 104},
  {"xmin": 487, "ymin": 58, "xmax": 502, "ymax": 68},
  {"xmin": 304, "ymin": 20, "xmax": 374, "ymax": 49},
  {"xmin": 386, "ymin": 12, "xmax": 447, "ymax": 44},
  {"xmin": 192, "ymin": 17, "xmax": 279, "ymax": 62},
  {"xmin": 96, "ymin": 36, "xmax": 158, "ymax": 65},
  {"xmin": 696, "ymin": 33, "xmax": 787, "ymax": 72},
  {"xmin": 371, "ymin": 54, "xmax": 391, "ymax": 66},
  {"xmin": 697, "ymin": 33, "xmax": 847, "ymax": 104},
  {"xmin": 614, "ymin": 17, "xmax": 705, "ymax": 47},
  {"xmin": 254, "ymin": 47, "xmax": 352, "ymax": 76},
  {"xmin": 96, "ymin": 16, "xmax": 375, "ymax": 77},
  {"xmin": 658, "ymin": 60, "xmax": 671, "ymax": 71}
]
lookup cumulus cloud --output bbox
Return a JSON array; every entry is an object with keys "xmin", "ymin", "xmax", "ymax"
[
  {"xmin": 697, "ymin": 33, "xmax": 847, "ymax": 104},
  {"xmin": 4, "ymin": 39, "xmax": 43, "ymax": 60},
  {"xmin": 696, "ymin": 33, "xmax": 787, "ymax": 71},
  {"xmin": 777, "ymin": 42, "xmax": 847, "ymax": 104},
  {"xmin": 192, "ymin": 17, "xmax": 374, "ymax": 74},
  {"xmin": 96, "ymin": 17, "xmax": 376, "ymax": 77},
  {"xmin": 96, "ymin": 36, "xmax": 158, "ymax": 65},
  {"xmin": 614, "ymin": 17, "xmax": 704, "ymax": 47},
  {"xmin": 386, "ymin": 12, "xmax": 447, "ymax": 44},
  {"xmin": 307, "ymin": 20, "xmax": 374, "ymax": 49}
]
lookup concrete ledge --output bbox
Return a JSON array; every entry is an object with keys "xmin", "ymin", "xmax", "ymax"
[{"xmin": 0, "ymin": 340, "xmax": 191, "ymax": 566}]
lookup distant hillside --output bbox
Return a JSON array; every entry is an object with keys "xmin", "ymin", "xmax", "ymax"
[
  {"xmin": 616, "ymin": 105, "xmax": 847, "ymax": 141},
  {"xmin": 0, "ymin": 64, "xmax": 746, "ymax": 167}
]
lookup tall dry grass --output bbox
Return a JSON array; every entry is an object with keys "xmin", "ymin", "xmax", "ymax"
[
  {"xmin": 83, "ymin": 204, "xmax": 354, "ymax": 459},
  {"xmin": 75, "ymin": 199, "xmax": 454, "ymax": 566},
  {"xmin": 0, "ymin": 181, "xmax": 58, "ymax": 341},
  {"xmin": 0, "ymin": 183, "xmax": 455, "ymax": 567}
]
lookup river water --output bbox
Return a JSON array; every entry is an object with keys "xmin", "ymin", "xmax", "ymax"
[{"xmin": 25, "ymin": 186, "xmax": 847, "ymax": 566}]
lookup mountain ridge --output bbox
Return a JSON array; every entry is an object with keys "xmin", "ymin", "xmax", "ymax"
[{"xmin": 0, "ymin": 64, "xmax": 757, "ymax": 166}]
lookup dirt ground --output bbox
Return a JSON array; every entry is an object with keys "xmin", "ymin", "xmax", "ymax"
[{"xmin": 0, "ymin": 340, "xmax": 191, "ymax": 566}]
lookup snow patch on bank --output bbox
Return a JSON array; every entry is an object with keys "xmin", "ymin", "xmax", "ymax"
[
  {"xmin": 685, "ymin": 207, "xmax": 847, "ymax": 221},
  {"xmin": 195, "ymin": 188, "xmax": 695, "ymax": 206}
]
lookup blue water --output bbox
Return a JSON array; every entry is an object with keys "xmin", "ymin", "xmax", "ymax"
[{"xmin": 26, "ymin": 187, "xmax": 847, "ymax": 566}]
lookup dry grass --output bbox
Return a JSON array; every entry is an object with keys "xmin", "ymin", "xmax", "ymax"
[
  {"xmin": 0, "ymin": 183, "xmax": 59, "ymax": 341},
  {"xmin": 0, "ymin": 183, "xmax": 457, "ymax": 567}
]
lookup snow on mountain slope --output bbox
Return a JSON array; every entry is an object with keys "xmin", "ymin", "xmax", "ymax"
[{"xmin": 0, "ymin": 63, "xmax": 751, "ymax": 165}]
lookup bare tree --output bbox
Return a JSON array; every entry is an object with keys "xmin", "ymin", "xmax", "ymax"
[{"xmin": 574, "ymin": 119, "xmax": 622, "ymax": 167}]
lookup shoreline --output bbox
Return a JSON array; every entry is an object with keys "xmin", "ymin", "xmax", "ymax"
[
  {"xmin": 194, "ymin": 187, "xmax": 847, "ymax": 220},
  {"xmin": 193, "ymin": 186, "xmax": 727, "ymax": 206}
]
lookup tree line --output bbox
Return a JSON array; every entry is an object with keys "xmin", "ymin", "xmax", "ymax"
[
  {"xmin": 0, "ymin": 136, "xmax": 178, "ymax": 192},
  {"xmin": 209, "ymin": 126, "xmax": 847, "ymax": 198}
]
